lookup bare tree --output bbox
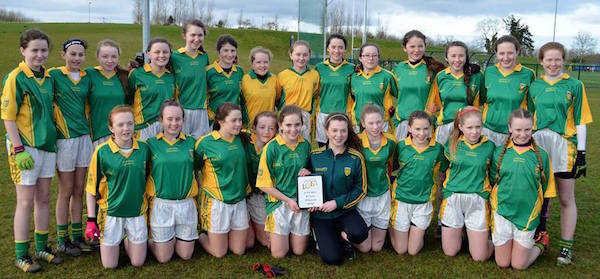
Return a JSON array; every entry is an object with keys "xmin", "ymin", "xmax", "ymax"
[
  {"xmin": 476, "ymin": 18, "xmax": 501, "ymax": 52},
  {"xmin": 132, "ymin": 0, "xmax": 143, "ymax": 24},
  {"xmin": 0, "ymin": 8, "xmax": 35, "ymax": 22},
  {"xmin": 328, "ymin": 1, "xmax": 344, "ymax": 34},
  {"xmin": 205, "ymin": 0, "xmax": 214, "ymax": 26},
  {"xmin": 571, "ymin": 32, "xmax": 598, "ymax": 63},
  {"xmin": 152, "ymin": 0, "xmax": 168, "ymax": 25}
]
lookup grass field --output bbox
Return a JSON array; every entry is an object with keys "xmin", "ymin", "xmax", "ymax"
[{"xmin": 0, "ymin": 23, "xmax": 599, "ymax": 278}]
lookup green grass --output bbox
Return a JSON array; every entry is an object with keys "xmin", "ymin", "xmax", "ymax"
[{"xmin": 0, "ymin": 23, "xmax": 599, "ymax": 278}]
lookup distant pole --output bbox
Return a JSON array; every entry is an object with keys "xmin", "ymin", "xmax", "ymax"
[
  {"xmin": 143, "ymin": 0, "xmax": 150, "ymax": 63},
  {"xmin": 362, "ymin": 0, "xmax": 367, "ymax": 44},
  {"xmin": 88, "ymin": 1, "xmax": 91, "ymax": 23},
  {"xmin": 323, "ymin": 0, "xmax": 327, "ymax": 61},
  {"xmin": 351, "ymin": 0, "xmax": 355, "ymax": 60},
  {"xmin": 552, "ymin": 0, "xmax": 558, "ymax": 41}
]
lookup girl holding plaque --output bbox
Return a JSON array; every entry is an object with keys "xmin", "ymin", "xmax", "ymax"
[
  {"xmin": 256, "ymin": 105, "xmax": 312, "ymax": 258},
  {"xmin": 307, "ymin": 113, "xmax": 368, "ymax": 265}
]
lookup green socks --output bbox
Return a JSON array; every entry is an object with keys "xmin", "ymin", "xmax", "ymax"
[
  {"xmin": 559, "ymin": 238, "xmax": 574, "ymax": 250},
  {"xmin": 71, "ymin": 223, "xmax": 83, "ymax": 240},
  {"xmin": 15, "ymin": 241, "xmax": 30, "ymax": 259},
  {"xmin": 57, "ymin": 224, "xmax": 68, "ymax": 245},
  {"xmin": 34, "ymin": 230, "xmax": 49, "ymax": 252}
]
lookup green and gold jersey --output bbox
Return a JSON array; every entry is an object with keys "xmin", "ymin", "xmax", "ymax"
[
  {"xmin": 1, "ymin": 62, "xmax": 55, "ymax": 152},
  {"xmin": 315, "ymin": 59, "xmax": 354, "ymax": 114},
  {"xmin": 393, "ymin": 60, "xmax": 434, "ymax": 125},
  {"xmin": 86, "ymin": 66, "xmax": 127, "ymax": 141},
  {"xmin": 241, "ymin": 70, "xmax": 279, "ymax": 126},
  {"xmin": 350, "ymin": 66, "xmax": 398, "ymax": 124},
  {"xmin": 206, "ymin": 61, "xmax": 244, "ymax": 119},
  {"xmin": 392, "ymin": 137, "xmax": 445, "ymax": 204},
  {"xmin": 441, "ymin": 136, "xmax": 495, "ymax": 200},
  {"xmin": 129, "ymin": 64, "xmax": 176, "ymax": 129},
  {"xmin": 171, "ymin": 48, "xmax": 209, "ymax": 110},
  {"xmin": 528, "ymin": 74, "xmax": 593, "ymax": 143},
  {"xmin": 482, "ymin": 64, "xmax": 534, "ymax": 134},
  {"xmin": 50, "ymin": 66, "xmax": 91, "ymax": 139},
  {"xmin": 246, "ymin": 134, "xmax": 262, "ymax": 191},
  {"xmin": 308, "ymin": 146, "xmax": 367, "ymax": 219},
  {"xmin": 146, "ymin": 132, "xmax": 198, "ymax": 200},
  {"xmin": 358, "ymin": 132, "xmax": 396, "ymax": 197},
  {"xmin": 194, "ymin": 131, "xmax": 250, "ymax": 204},
  {"xmin": 489, "ymin": 141, "xmax": 557, "ymax": 231},
  {"xmin": 277, "ymin": 67, "xmax": 320, "ymax": 112},
  {"xmin": 256, "ymin": 134, "xmax": 311, "ymax": 215},
  {"xmin": 86, "ymin": 137, "xmax": 150, "ymax": 217},
  {"xmin": 426, "ymin": 68, "xmax": 484, "ymax": 125}
]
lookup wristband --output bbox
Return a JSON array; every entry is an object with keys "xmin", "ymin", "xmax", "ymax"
[
  {"xmin": 13, "ymin": 145, "xmax": 25, "ymax": 154},
  {"xmin": 87, "ymin": 216, "xmax": 97, "ymax": 222}
]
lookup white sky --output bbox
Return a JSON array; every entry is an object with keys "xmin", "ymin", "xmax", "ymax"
[{"xmin": 1, "ymin": 0, "xmax": 599, "ymax": 50}]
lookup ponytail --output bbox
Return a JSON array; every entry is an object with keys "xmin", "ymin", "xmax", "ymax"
[{"xmin": 422, "ymin": 55, "xmax": 445, "ymax": 82}]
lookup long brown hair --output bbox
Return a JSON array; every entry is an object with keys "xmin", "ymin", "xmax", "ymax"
[
  {"xmin": 448, "ymin": 106, "xmax": 481, "ymax": 159},
  {"xmin": 324, "ymin": 112, "xmax": 361, "ymax": 151},
  {"xmin": 402, "ymin": 30, "xmax": 445, "ymax": 81},
  {"xmin": 445, "ymin": 41, "xmax": 474, "ymax": 105},
  {"xmin": 359, "ymin": 103, "xmax": 384, "ymax": 131},
  {"xmin": 495, "ymin": 109, "xmax": 546, "ymax": 185}
]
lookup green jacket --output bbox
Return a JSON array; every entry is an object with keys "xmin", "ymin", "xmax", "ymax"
[{"xmin": 308, "ymin": 146, "xmax": 367, "ymax": 219}]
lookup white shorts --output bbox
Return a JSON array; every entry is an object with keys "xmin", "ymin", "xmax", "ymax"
[
  {"xmin": 491, "ymin": 212, "xmax": 535, "ymax": 249},
  {"xmin": 390, "ymin": 199, "xmax": 433, "ymax": 232},
  {"xmin": 301, "ymin": 110, "xmax": 311, "ymax": 143},
  {"xmin": 183, "ymin": 108, "xmax": 210, "ymax": 139},
  {"xmin": 201, "ymin": 195, "xmax": 249, "ymax": 234},
  {"xmin": 137, "ymin": 121, "xmax": 162, "ymax": 141},
  {"xmin": 315, "ymin": 112, "xmax": 329, "ymax": 144},
  {"xmin": 100, "ymin": 215, "xmax": 147, "ymax": 246},
  {"xmin": 150, "ymin": 197, "xmax": 199, "ymax": 243},
  {"xmin": 265, "ymin": 200, "xmax": 310, "ymax": 236},
  {"xmin": 92, "ymin": 135, "xmax": 111, "ymax": 150},
  {"xmin": 6, "ymin": 140, "xmax": 56, "ymax": 186},
  {"xmin": 481, "ymin": 128, "xmax": 508, "ymax": 147},
  {"xmin": 357, "ymin": 191, "xmax": 391, "ymax": 229},
  {"xmin": 533, "ymin": 128, "xmax": 572, "ymax": 173},
  {"xmin": 434, "ymin": 122, "xmax": 454, "ymax": 145},
  {"xmin": 394, "ymin": 120, "xmax": 409, "ymax": 141},
  {"xmin": 247, "ymin": 193, "xmax": 267, "ymax": 225},
  {"xmin": 56, "ymin": 135, "xmax": 93, "ymax": 172},
  {"xmin": 440, "ymin": 193, "xmax": 489, "ymax": 231}
]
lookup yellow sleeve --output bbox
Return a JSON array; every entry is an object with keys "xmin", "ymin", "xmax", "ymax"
[
  {"xmin": 85, "ymin": 148, "xmax": 101, "ymax": 195},
  {"xmin": 256, "ymin": 142, "xmax": 275, "ymax": 188},
  {"xmin": 579, "ymin": 85, "xmax": 593, "ymax": 125},
  {"xmin": 543, "ymin": 160, "xmax": 557, "ymax": 198},
  {"xmin": 1, "ymin": 71, "xmax": 19, "ymax": 120},
  {"xmin": 275, "ymin": 75, "xmax": 282, "ymax": 101},
  {"xmin": 425, "ymin": 76, "xmax": 441, "ymax": 113}
]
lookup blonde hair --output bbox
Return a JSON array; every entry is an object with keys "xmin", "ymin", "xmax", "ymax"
[
  {"xmin": 448, "ymin": 106, "xmax": 481, "ymax": 159},
  {"xmin": 249, "ymin": 46, "xmax": 273, "ymax": 63}
]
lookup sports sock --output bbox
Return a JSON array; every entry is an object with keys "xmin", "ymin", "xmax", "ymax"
[
  {"xmin": 15, "ymin": 240, "xmax": 30, "ymax": 259},
  {"xmin": 57, "ymin": 224, "xmax": 68, "ymax": 245},
  {"xmin": 71, "ymin": 223, "xmax": 83, "ymax": 240},
  {"xmin": 34, "ymin": 230, "xmax": 49, "ymax": 253}
]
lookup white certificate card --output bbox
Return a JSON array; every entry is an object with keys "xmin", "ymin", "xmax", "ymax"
[{"xmin": 297, "ymin": 175, "xmax": 324, "ymax": 209}]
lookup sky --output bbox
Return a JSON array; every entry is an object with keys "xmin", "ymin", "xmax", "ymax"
[{"xmin": 1, "ymin": 0, "xmax": 599, "ymax": 51}]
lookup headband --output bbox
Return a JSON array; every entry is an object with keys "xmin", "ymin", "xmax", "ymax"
[
  {"xmin": 458, "ymin": 106, "xmax": 480, "ymax": 118},
  {"xmin": 63, "ymin": 39, "xmax": 86, "ymax": 52},
  {"xmin": 325, "ymin": 112, "xmax": 350, "ymax": 125}
]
